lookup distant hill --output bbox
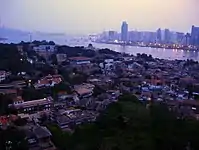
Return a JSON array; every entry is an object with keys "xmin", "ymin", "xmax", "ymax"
[
  {"xmin": 0, "ymin": 27, "xmax": 30, "ymax": 43},
  {"xmin": 0, "ymin": 27, "xmax": 68, "ymax": 44},
  {"xmin": 0, "ymin": 27, "xmax": 29, "ymax": 35},
  {"xmin": 0, "ymin": 37, "xmax": 7, "ymax": 41}
]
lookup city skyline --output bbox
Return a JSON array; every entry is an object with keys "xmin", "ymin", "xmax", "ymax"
[{"xmin": 0, "ymin": 0, "xmax": 199, "ymax": 34}]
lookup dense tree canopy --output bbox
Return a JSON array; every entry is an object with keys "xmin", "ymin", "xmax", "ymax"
[
  {"xmin": 0, "ymin": 127, "xmax": 28, "ymax": 150},
  {"xmin": 0, "ymin": 94, "xmax": 13, "ymax": 115},
  {"xmin": 48, "ymin": 94, "xmax": 199, "ymax": 150},
  {"xmin": 0, "ymin": 44, "xmax": 34, "ymax": 74},
  {"xmin": 57, "ymin": 46, "xmax": 95, "ymax": 57}
]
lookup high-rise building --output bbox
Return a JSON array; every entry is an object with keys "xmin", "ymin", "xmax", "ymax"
[
  {"xmin": 176, "ymin": 32, "xmax": 184, "ymax": 44},
  {"xmin": 185, "ymin": 33, "xmax": 191, "ymax": 45},
  {"xmin": 108, "ymin": 31, "xmax": 117, "ymax": 41},
  {"xmin": 156, "ymin": 28, "xmax": 162, "ymax": 42},
  {"xmin": 142, "ymin": 31, "xmax": 156, "ymax": 43},
  {"xmin": 170, "ymin": 32, "xmax": 177, "ymax": 44},
  {"xmin": 190, "ymin": 25, "xmax": 199, "ymax": 46},
  {"xmin": 128, "ymin": 31, "xmax": 139, "ymax": 42},
  {"xmin": 121, "ymin": 21, "xmax": 128, "ymax": 42},
  {"xmin": 164, "ymin": 29, "xmax": 171, "ymax": 43}
]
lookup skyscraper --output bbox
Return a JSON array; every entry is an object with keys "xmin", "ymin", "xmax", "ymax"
[
  {"xmin": 164, "ymin": 29, "xmax": 171, "ymax": 44},
  {"xmin": 121, "ymin": 21, "xmax": 128, "ymax": 42},
  {"xmin": 176, "ymin": 32, "xmax": 184, "ymax": 44},
  {"xmin": 156, "ymin": 28, "xmax": 162, "ymax": 43},
  {"xmin": 185, "ymin": 33, "xmax": 191, "ymax": 45},
  {"xmin": 190, "ymin": 25, "xmax": 199, "ymax": 46}
]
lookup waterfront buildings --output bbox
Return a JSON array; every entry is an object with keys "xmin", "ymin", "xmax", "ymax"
[
  {"xmin": 142, "ymin": 31, "xmax": 157, "ymax": 43},
  {"xmin": 185, "ymin": 33, "xmax": 191, "ymax": 45},
  {"xmin": 156, "ymin": 28, "xmax": 162, "ymax": 43},
  {"xmin": 164, "ymin": 29, "xmax": 171, "ymax": 44},
  {"xmin": 176, "ymin": 32, "xmax": 185, "ymax": 44},
  {"xmin": 97, "ymin": 23, "xmax": 199, "ymax": 47},
  {"xmin": 108, "ymin": 31, "xmax": 117, "ymax": 41},
  {"xmin": 191, "ymin": 25, "xmax": 199, "ymax": 46},
  {"xmin": 121, "ymin": 21, "xmax": 128, "ymax": 42}
]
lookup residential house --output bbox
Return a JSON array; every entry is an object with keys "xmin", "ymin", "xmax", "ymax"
[
  {"xmin": 33, "ymin": 45, "xmax": 56, "ymax": 52},
  {"xmin": 68, "ymin": 57, "xmax": 94, "ymax": 74},
  {"xmin": 88, "ymin": 78, "xmax": 102, "ymax": 85},
  {"xmin": 57, "ymin": 91, "xmax": 71, "ymax": 101},
  {"xmin": 25, "ymin": 125, "xmax": 56, "ymax": 150},
  {"xmin": 0, "ymin": 115, "xmax": 18, "ymax": 128},
  {"xmin": 13, "ymin": 96, "xmax": 24, "ymax": 105},
  {"xmin": 33, "ymin": 45, "xmax": 56, "ymax": 60},
  {"xmin": 55, "ymin": 115, "xmax": 73, "ymax": 129},
  {"xmin": 52, "ymin": 109, "xmax": 97, "ymax": 129},
  {"xmin": 56, "ymin": 53, "xmax": 67, "ymax": 64},
  {"xmin": 34, "ymin": 74, "xmax": 62, "ymax": 89},
  {"xmin": 69, "ymin": 57, "xmax": 91, "ymax": 65},
  {"xmin": 74, "ymin": 83, "xmax": 95, "ymax": 98},
  {"xmin": 0, "ymin": 71, "xmax": 11, "ymax": 82}
]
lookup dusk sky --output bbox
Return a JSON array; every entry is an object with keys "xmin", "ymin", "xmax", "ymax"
[{"xmin": 0, "ymin": 0, "xmax": 199, "ymax": 34}]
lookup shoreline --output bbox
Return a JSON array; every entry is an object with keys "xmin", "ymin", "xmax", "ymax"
[{"xmin": 95, "ymin": 41, "xmax": 198, "ymax": 52}]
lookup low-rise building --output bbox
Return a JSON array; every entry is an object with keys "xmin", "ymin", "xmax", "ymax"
[
  {"xmin": 25, "ymin": 125, "xmax": 56, "ymax": 150},
  {"xmin": 74, "ymin": 83, "xmax": 95, "ymax": 98},
  {"xmin": 33, "ymin": 45, "xmax": 56, "ymax": 52},
  {"xmin": 56, "ymin": 53, "xmax": 67, "ymax": 64},
  {"xmin": 34, "ymin": 74, "xmax": 62, "ymax": 89},
  {"xmin": 0, "ymin": 71, "xmax": 11, "ymax": 82},
  {"xmin": 13, "ymin": 96, "xmax": 24, "ymax": 105},
  {"xmin": 69, "ymin": 57, "xmax": 91, "ymax": 65},
  {"xmin": 53, "ymin": 109, "xmax": 97, "ymax": 129},
  {"xmin": 10, "ymin": 97, "xmax": 53, "ymax": 113}
]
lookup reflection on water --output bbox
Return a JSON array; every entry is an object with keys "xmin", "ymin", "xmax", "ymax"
[
  {"xmin": 5, "ymin": 35, "xmax": 199, "ymax": 61},
  {"xmin": 67, "ymin": 41, "xmax": 199, "ymax": 61}
]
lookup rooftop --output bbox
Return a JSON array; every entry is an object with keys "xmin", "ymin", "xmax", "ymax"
[
  {"xmin": 69, "ymin": 57, "xmax": 91, "ymax": 61},
  {"xmin": 33, "ymin": 126, "xmax": 52, "ymax": 139},
  {"xmin": 75, "ymin": 88, "xmax": 93, "ymax": 96},
  {"xmin": 13, "ymin": 97, "xmax": 53, "ymax": 109}
]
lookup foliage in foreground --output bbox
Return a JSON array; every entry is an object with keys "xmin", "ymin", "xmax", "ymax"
[{"xmin": 48, "ymin": 94, "xmax": 199, "ymax": 150}]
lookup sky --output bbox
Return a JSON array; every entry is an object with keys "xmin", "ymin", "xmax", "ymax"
[{"xmin": 0, "ymin": 0, "xmax": 199, "ymax": 34}]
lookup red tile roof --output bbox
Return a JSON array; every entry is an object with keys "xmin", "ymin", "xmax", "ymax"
[
  {"xmin": 37, "ymin": 75, "xmax": 62, "ymax": 86},
  {"xmin": 0, "ymin": 116, "xmax": 8, "ymax": 125}
]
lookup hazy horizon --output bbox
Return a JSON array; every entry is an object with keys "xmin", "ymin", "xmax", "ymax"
[{"xmin": 0, "ymin": 0, "xmax": 199, "ymax": 34}]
